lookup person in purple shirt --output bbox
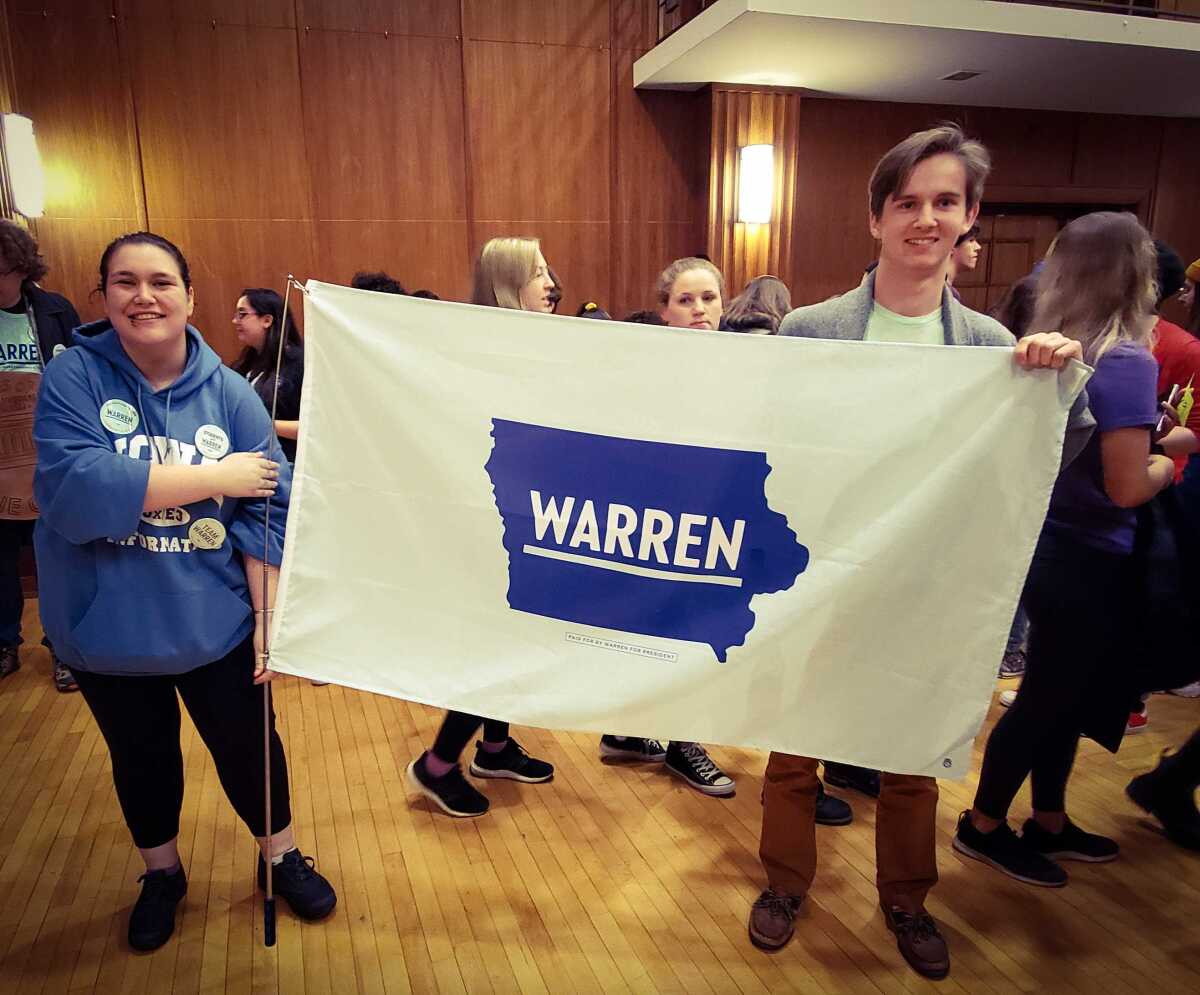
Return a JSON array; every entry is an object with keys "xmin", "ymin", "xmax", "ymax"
[{"xmin": 954, "ymin": 212, "xmax": 1173, "ymax": 888}]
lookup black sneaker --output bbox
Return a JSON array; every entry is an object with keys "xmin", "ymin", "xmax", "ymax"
[
  {"xmin": 952, "ymin": 811, "xmax": 1067, "ymax": 887},
  {"xmin": 823, "ymin": 762, "xmax": 880, "ymax": 798},
  {"xmin": 468, "ymin": 737, "xmax": 554, "ymax": 783},
  {"xmin": 665, "ymin": 742, "xmax": 735, "ymax": 797},
  {"xmin": 816, "ymin": 782, "xmax": 853, "ymax": 826},
  {"xmin": 1127, "ymin": 754, "xmax": 1200, "ymax": 852},
  {"xmin": 599, "ymin": 735, "xmax": 668, "ymax": 763},
  {"xmin": 128, "ymin": 865, "xmax": 187, "ymax": 951},
  {"xmin": 0, "ymin": 643, "xmax": 19, "ymax": 679},
  {"xmin": 406, "ymin": 754, "xmax": 490, "ymax": 817},
  {"xmin": 1021, "ymin": 818, "xmax": 1119, "ymax": 863},
  {"xmin": 257, "ymin": 849, "xmax": 336, "ymax": 920}
]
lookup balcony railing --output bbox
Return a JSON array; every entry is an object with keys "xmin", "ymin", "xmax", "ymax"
[{"xmin": 999, "ymin": 0, "xmax": 1200, "ymax": 20}]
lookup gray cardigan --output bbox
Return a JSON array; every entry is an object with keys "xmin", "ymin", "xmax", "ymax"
[{"xmin": 778, "ymin": 272, "xmax": 1095, "ymax": 465}]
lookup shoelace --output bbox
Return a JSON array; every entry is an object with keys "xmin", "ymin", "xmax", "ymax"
[
  {"xmin": 277, "ymin": 852, "xmax": 317, "ymax": 881},
  {"xmin": 644, "ymin": 739, "xmax": 665, "ymax": 756},
  {"xmin": 137, "ymin": 870, "xmax": 177, "ymax": 900},
  {"xmin": 754, "ymin": 890, "xmax": 798, "ymax": 920},
  {"xmin": 679, "ymin": 743, "xmax": 722, "ymax": 780},
  {"xmin": 907, "ymin": 913, "xmax": 939, "ymax": 942}
]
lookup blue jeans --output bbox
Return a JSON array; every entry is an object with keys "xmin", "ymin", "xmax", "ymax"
[{"xmin": 1005, "ymin": 603, "xmax": 1030, "ymax": 655}]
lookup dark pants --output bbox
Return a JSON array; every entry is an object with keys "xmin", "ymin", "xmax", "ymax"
[
  {"xmin": 71, "ymin": 636, "xmax": 291, "ymax": 849},
  {"xmin": 431, "ymin": 711, "xmax": 509, "ymax": 764},
  {"xmin": 0, "ymin": 519, "xmax": 33, "ymax": 646},
  {"xmin": 974, "ymin": 534, "xmax": 1130, "ymax": 819}
]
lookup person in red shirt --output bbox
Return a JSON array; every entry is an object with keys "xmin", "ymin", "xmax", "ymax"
[{"xmin": 1151, "ymin": 242, "xmax": 1200, "ymax": 477}]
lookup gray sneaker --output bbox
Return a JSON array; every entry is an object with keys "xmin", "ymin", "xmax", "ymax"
[{"xmin": 998, "ymin": 649, "xmax": 1026, "ymax": 679}]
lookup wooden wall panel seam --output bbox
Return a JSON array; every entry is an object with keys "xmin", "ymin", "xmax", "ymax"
[
  {"xmin": 457, "ymin": 0, "xmax": 475, "ymax": 271},
  {"xmin": 113, "ymin": 13, "xmax": 148, "ymax": 229}
]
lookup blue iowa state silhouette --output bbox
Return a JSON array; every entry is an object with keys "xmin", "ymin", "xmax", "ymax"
[{"xmin": 485, "ymin": 419, "xmax": 809, "ymax": 662}]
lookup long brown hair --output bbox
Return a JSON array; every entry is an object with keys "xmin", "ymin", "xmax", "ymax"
[
  {"xmin": 1028, "ymin": 212, "xmax": 1156, "ymax": 365},
  {"xmin": 723, "ymin": 275, "xmax": 792, "ymax": 334}
]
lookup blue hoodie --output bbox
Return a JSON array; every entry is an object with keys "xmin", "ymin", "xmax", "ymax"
[{"xmin": 33, "ymin": 321, "xmax": 291, "ymax": 676}]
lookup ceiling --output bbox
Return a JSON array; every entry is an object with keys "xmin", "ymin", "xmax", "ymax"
[{"xmin": 634, "ymin": 0, "xmax": 1200, "ymax": 117}]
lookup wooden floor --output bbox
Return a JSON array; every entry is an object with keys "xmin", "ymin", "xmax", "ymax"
[{"xmin": 2, "ymin": 602, "xmax": 1199, "ymax": 995}]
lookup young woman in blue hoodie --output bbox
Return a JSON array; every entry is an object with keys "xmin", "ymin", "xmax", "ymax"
[{"xmin": 33, "ymin": 232, "xmax": 336, "ymax": 951}]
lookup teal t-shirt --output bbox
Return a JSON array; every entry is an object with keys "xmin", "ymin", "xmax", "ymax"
[
  {"xmin": 0, "ymin": 304, "xmax": 39, "ymax": 372},
  {"xmin": 0, "ymin": 302, "xmax": 41, "ymax": 518}
]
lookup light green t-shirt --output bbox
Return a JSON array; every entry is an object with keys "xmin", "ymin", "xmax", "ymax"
[{"xmin": 864, "ymin": 301, "xmax": 943, "ymax": 345}]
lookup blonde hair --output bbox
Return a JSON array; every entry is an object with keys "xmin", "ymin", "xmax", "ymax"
[
  {"xmin": 471, "ymin": 236, "xmax": 541, "ymax": 310},
  {"xmin": 1030, "ymin": 212, "xmax": 1157, "ymax": 365},
  {"xmin": 655, "ymin": 257, "xmax": 724, "ymax": 306}
]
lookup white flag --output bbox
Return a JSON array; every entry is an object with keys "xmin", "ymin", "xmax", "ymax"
[{"xmin": 270, "ymin": 281, "xmax": 1085, "ymax": 778}]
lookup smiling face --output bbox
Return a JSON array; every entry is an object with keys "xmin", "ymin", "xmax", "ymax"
[
  {"xmin": 518, "ymin": 251, "xmax": 555, "ymax": 313},
  {"xmin": 102, "ymin": 243, "xmax": 194, "ymax": 350},
  {"xmin": 870, "ymin": 153, "xmax": 979, "ymax": 278},
  {"xmin": 660, "ymin": 268, "xmax": 723, "ymax": 329},
  {"xmin": 232, "ymin": 294, "xmax": 272, "ymax": 351}
]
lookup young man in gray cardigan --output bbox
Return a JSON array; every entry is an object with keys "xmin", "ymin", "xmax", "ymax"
[{"xmin": 750, "ymin": 123, "xmax": 1092, "ymax": 980}]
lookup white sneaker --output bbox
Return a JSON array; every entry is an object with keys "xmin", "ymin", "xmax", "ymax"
[
  {"xmin": 1169, "ymin": 681, "xmax": 1200, "ymax": 698},
  {"xmin": 998, "ymin": 689, "xmax": 1018, "ymax": 708}
]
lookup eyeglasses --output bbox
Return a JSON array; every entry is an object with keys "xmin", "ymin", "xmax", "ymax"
[{"xmin": 233, "ymin": 309, "xmax": 259, "ymax": 320}]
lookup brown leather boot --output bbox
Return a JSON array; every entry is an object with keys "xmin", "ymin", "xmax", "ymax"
[
  {"xmin": 881, "ymin": 904, "xmax": 949, "ymax": 979},
  {"xmin": 748, "ymin": 889, "xmax": 802, "ymax": 950}
]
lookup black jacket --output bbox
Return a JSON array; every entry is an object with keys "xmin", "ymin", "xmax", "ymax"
[{"xmin": 24, "ymin": 284, "xmax": 81, "ymax": 365}]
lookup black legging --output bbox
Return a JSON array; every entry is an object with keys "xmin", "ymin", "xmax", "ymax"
[
  {"xmin": 431, "ymin": 711, "xmax": 509, "ymax": 764},
  {"xmin": 974, "ymin": 532, "xmax": 1131, "ymax": 819},
  {"xmin": 71, "ymin": 636, "xmax": 291, "ymax": 849}
]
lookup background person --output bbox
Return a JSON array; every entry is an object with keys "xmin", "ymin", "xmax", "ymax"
[
  {"xmin": 230, "ymin": 288, "xmax": 304, "ymax": 463},
  {"xmin": 0, "ymin": 220, "xmax": 80, "ymax": 692},
  {"xmin": 404, "ymin": 236, "xmax": 556, "ymax": 819}
]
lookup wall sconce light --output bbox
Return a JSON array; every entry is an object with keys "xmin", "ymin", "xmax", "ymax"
[
  {"xmin": 2, "ymin": 114, "xmax": 45, "ymax": 219},
  {"xmin": 737, "ymin": 144, "xmax": 773, "ymax": 225}
]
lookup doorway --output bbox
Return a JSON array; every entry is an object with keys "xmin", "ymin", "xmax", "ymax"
[{"xmin": 954, "ymin": 202, "xmax": 1140, "ymax": 315}]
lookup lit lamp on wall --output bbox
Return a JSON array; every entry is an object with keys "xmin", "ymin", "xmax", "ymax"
[
  {"xmin": 2, "ymin": 113, "xmax": 45, "ymax": 219},
  {"xmin": 737, "ymin": 143, "xmax": 773, "ymax": 225}
]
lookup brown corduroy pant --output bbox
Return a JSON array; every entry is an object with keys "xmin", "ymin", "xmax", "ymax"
[{"xmin": 759, "ymin": 752, "xmax": 939, "ymax": 914}]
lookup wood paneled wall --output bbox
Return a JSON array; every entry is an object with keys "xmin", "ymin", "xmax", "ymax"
[
  {"xmin": 11, "ymin": 2, "xmax": 1200, "ymax": 351},
  {"xmin": 709, "ymin": 93, "xmax": 1200, "ymax": 317},
  {"xmin": 706, "ymin": 87, "xmax": 801, "ymax": 301},
  {"xmin": 9, "ymin": 0, "xmax": 708, "ymax": 359}
]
